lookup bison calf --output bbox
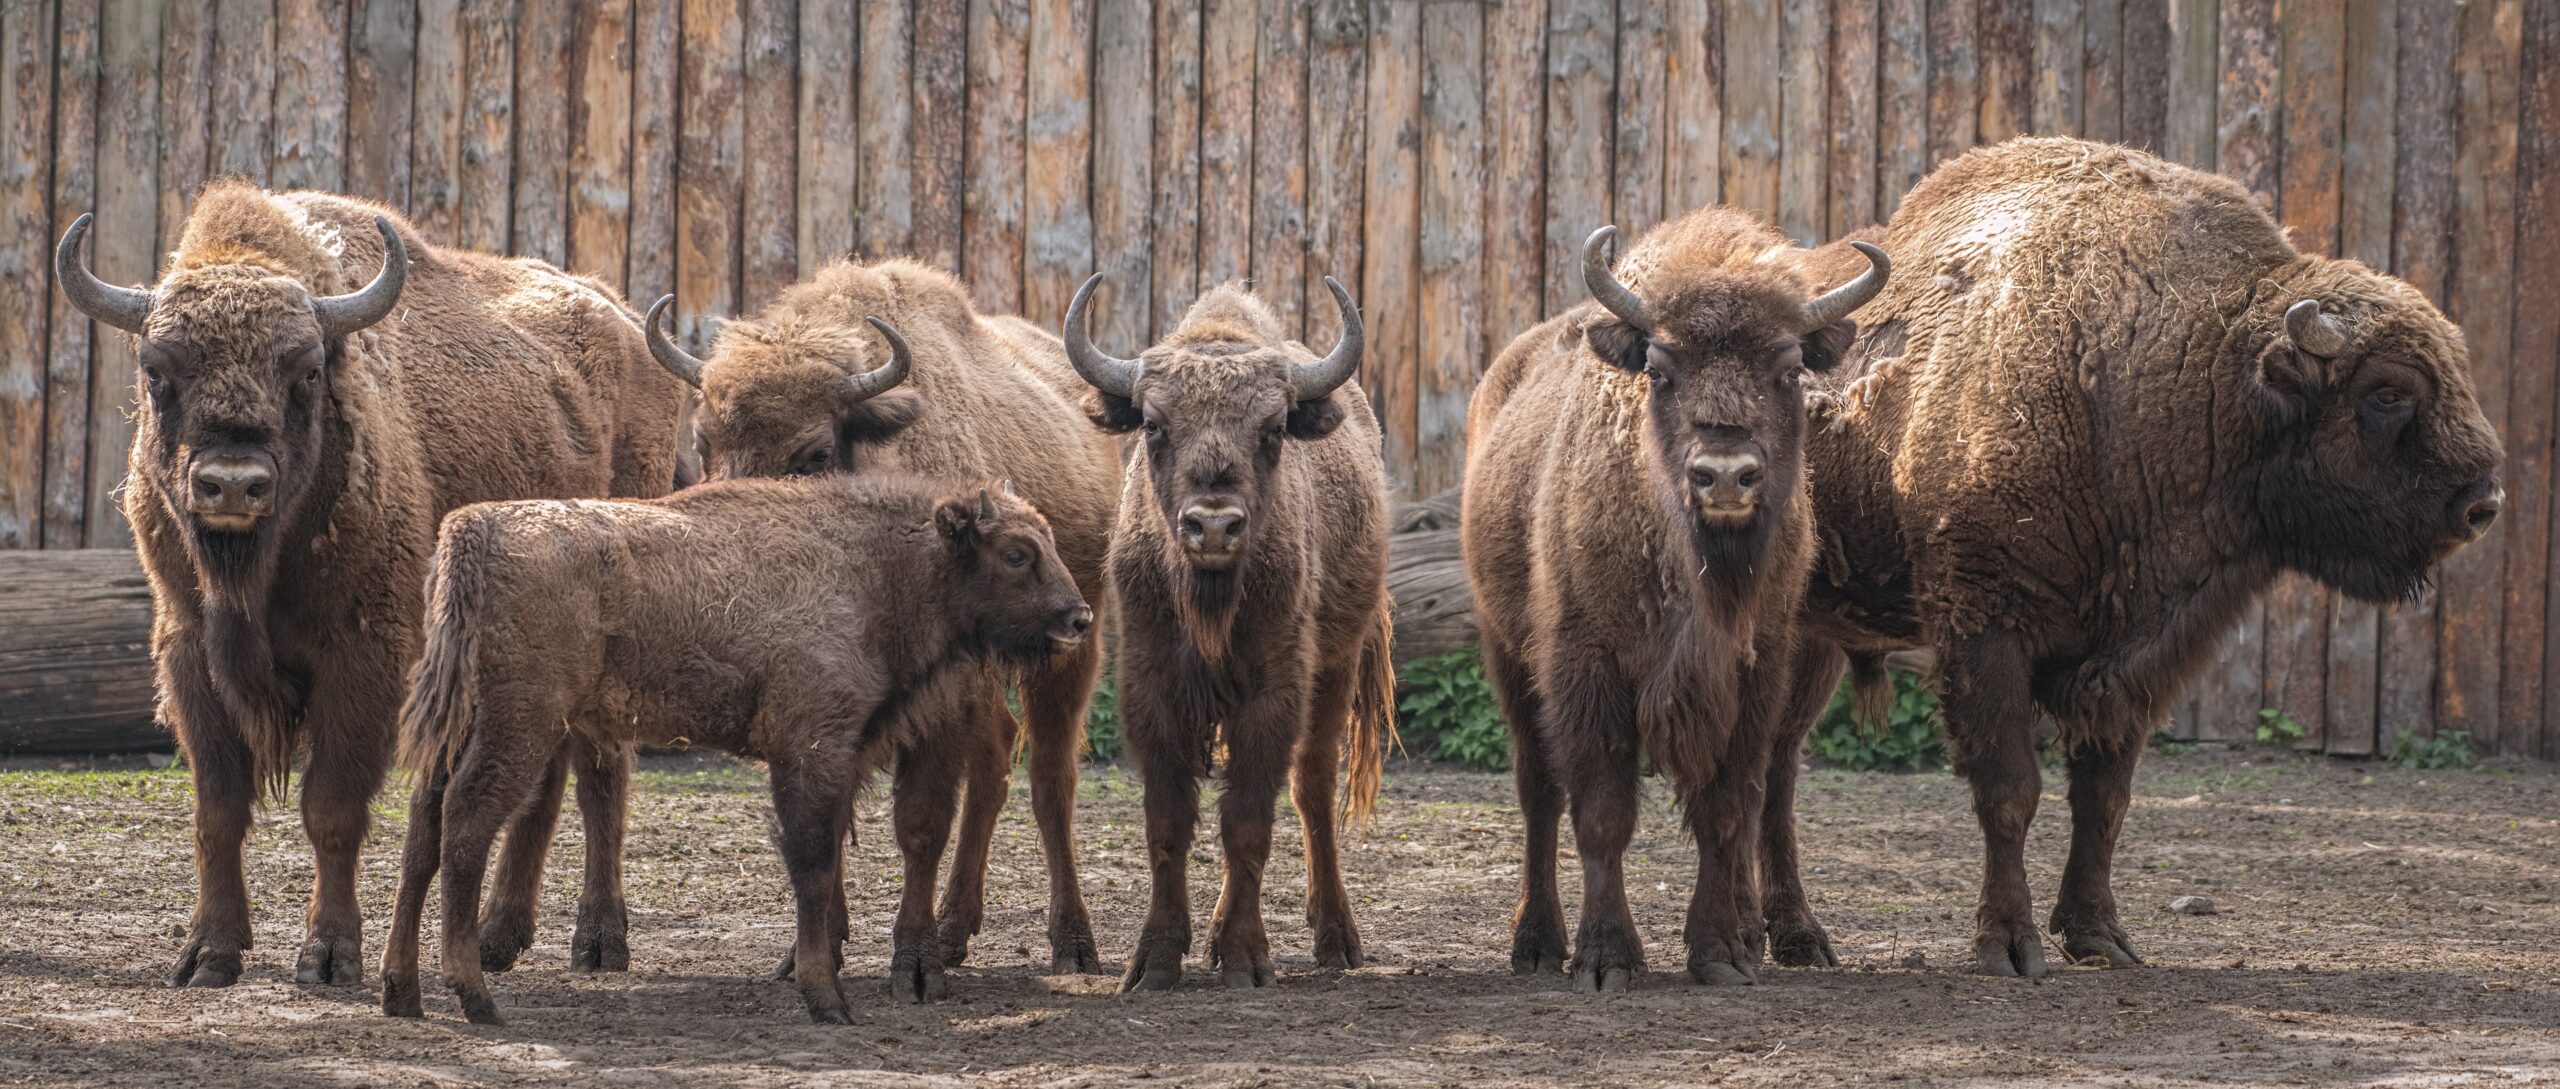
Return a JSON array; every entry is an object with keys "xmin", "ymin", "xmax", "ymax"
[
  {"xmin": 381, "ymin": 469, "xmax": 1092, "ymax": 1026},
  {"xmin": 1064, "ymin": 277, "xmax": 1397, "ymax": 992}
]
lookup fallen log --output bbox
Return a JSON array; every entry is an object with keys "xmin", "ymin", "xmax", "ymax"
[
  {"xmin": 1386, "ymin": 487, "xmax": 1475, "ymax": 664},
  {"xmin": 0, "ymin": 549, "xmax": 165, "ymax": 753}
]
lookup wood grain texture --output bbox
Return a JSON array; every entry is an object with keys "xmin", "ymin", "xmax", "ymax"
[
  {"xmin": 409, "ymin": 0, "xmax": 465, "ymax": 241},
  {"xmin": 2162, "ymin": 0, "xmax": 2215, "ymax": 168},
  {"xmin": 678, "ymin": 0, "xmax": 743, "ymax": 351},
  {"xmin": 1025, "ymin": 0, "xmax": 1093, "ymax": 330},
  {"xmin": 966, "ymin": 0, "xmax": 1028, "ymax": 312},
  {"xmin": 88, "ymin": 0, "xmax": 158, "ymax": 549},
  {"xmin": 212, "ymin": 0, "xmax": 278, "ymax": 183},
  {"xmin": 1197, "ymin": 0, "xmax": 1252, "ymax": 287},
  {"xmin": 2082, "ymin": 0, "xmax": 2121, "ymax": 142},
  {"xmin": 43, "ymin": 0, "xmax": 96, "ymax": 547},
  {"xmin": 1149, "ymin": 0, "xmax": 1201, "ymax": 339},
  {"xmin": 1667, "ymin": 0, "xmax": 1721, "ymax": 213},
  {"xmin": 2119, "ymin": 0, "xmax": 2169, "ymax": 151},
  {"xmin": 1415, "ymin": 0, "xmax": 1482, "ymax": 499},
  {"xmin": 1092, "ymin": 0, "xmax": 1155, "ymax": 347},
  {"xmin": 1977, "ymin": 0, "xmax": 2032, "ymax": 142},
  {"xmin": 458, "ymin": 0, "xmax": 513, "ymax": 251},
  {"xmin": 1614, "ymin": 0, "xmax": 1668, "ymax": 237},
  {"xmin": 2033, "ymin": 0, "xmax": 2083, "ymax": 134},
  {"xmin": 1, "ymin": 0, "xmax": 55, "ymax": 549},
  {"xmin": 271, "ymin": 0, "xmax": 349, "ymax": 192},
  {"xmin": 1927, "ymin": 0, "xmax": 1977, "ymax": 167},
  {"xmin": 798, "ymin": 1, "xmax": 856, "ymax": 275},
  {"xmin": 512, "ymin": 0, "xmax": 574, "ymax": 265},
  {"xmin": 740, "ymin": 0, "xmax": 796, "ymax": 307},
  {"xmin": 1781, "ymin": 0, "xmax": 1830, "ymax": 241},
  {"xmin": 912, "ymin": 0, "xmax": 966, "ymax": 274},
  {"xmin": 0, "ymin": 551, "xmax": 159, "ymax": 753},
  {"xmin": 859, "ymin": 0, "xmax": 914, "ymax": 259},
  {"xmin": 1250, "ymin": 0, "xmax": 1308, "ymax": 335},
  {"xmin": 1878, "ymin": 0, "xmax": 1925, "ymax": 213},
  {"xmin": 1305, "ymin": 0, "xmax": 1366, "ymax": 349},
  {"xmin": 2328, "ymin": 0, "xmax": 2400, "ymax": 754},
  {"xmin": 1362, "ymin": 0, "xmax": 1420, "ymax": 481},
  {"xmin": 2385, "ymin": 0, "xmax": 2458, "ymax": 744},
  {"xmin": 568, "ymin": 0, "xmax": 633, "ymax": 287},
  {"xmin": 1484, "ymin": 0, "xmax": 1548, "ymax": 358},
  {"xmin": 347, "ymin": 0, "xmax": 415, "ymax": 207},
  {"xmin": 2217, "ymin": 0, "xmax": 2279, "ymax": 205},
  {"xmin": 2514, "ymin": 0, "xmax": 2558, "ymax": 757},
  {"xmin": 1830, "ymin": 0, "xmax": 1879, "ymax": 235},
  {"xmin": 1725, "ymin": 0, "xmax": 1781, "ymax": 222},
  {"xmin": 629, "ymin": 0, "xmax": 679, "ymax": 304}
]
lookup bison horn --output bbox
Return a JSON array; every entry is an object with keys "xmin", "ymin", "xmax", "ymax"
[
  {"xmin": 54, "ymin": 213, "xmax": 155, "ymax": 334},
  {"xmin": 1802, "ymin": 241, "xmax": 1891, "ymax": 330},
  {"xmin": 851, "ymin": 317, "xmax": 915, "ymax": 402},
  {"xmin": 2286, "ymin": 299, "xmax": 2351, "ymax": 358},
  {"xmin": 1063, "ymin": 273, "xmax": 1144, "ymax": 398},
  {"xmin": 644, "ymin": 294, "xmax": 707, "ymax": 389},
  {"xmin": 311, "ymin": 216, "xmax": 409, "ymax": 338},
  {"xmin": 976, "ymin": 487, "xmax": 996, "ymax": 520},
  {"xmin": 1288, "ymin": 276, "xmax": 1364, "ymax": 401},
  {"xmin": 1582, "ymin": 225, "xmax": 1652, "ymax": 334}
]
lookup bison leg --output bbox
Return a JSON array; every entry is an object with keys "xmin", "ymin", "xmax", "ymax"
[
  {"xmin": 1120, "ymin": 689, "xmax": 1201, "ymax": 993},
  {"xmin": 2050, "ymin": 732, "xmax": 2144, "ymax": 967},
  {"xmin": 568, "ymin": 737, "xmax": 633, "ymax": 973},
  {"xmin": 889, "ymin": 741, "xmax": 962, "ymax": 1004},
  {"xmin": 1941, "ymin": 633, "xmax": 2049, "ymax": 979},
  {"xmin": 1485, "ymin": 641, "xmax": 1566, "ymax": 976},
  {"xmin": 1760, "ymin": 641, "xmax": 1848, "ymax": 969},
  {"xmin": 935, "ymin": 685, "xmax": 1014, "ymax": 970},
  {"xmin": 769, "ymin": 754, "xmax": 859, "ymax": 1024},
  {"xmin": 1550, "ymin": 660, "xmax": 1644, "ymax": 994},
  {"xmin": 383, "ymin": 766, "xmax": 448, "ymax": 1017},
  {"xmin": 1207, "ymin": 696, "xmax": 1296, "ymax": 989},
  {"xmin": 1021, "ymin": 637, "xmax": 1104, "ymax": 974},
  {"xmin": 436, "ymin": 774, "xmax": 523, "ymax": 1025},
  {"xmin": 295, "ymin": 720, "xmax": 389, "ymax": 987},
  {"xmin": 170, "ymin": 724, "xmax": 256, "ymax": 989},
  {"xmin": 1293, "ymin": 663, "xmax": 1364, "ymax": 972},
  {"xmin": 1680, "ymin": 749, "xmax": 1769, "ymax": 986},
  {"xmin": 477, "ymin": 742, "xmax": 569, "ymax": 973}
]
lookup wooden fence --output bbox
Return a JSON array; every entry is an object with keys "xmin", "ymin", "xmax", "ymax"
[{"xmin": 0, "ymin": 0, "xmax": 2554, "ymax": 758}]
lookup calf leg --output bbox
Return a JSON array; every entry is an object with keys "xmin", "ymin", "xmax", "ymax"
[
  {"xmin": 1941, "ymin": 633, "xmax": 2048, "ymax": 978},
  {"xmin": 2051, "ymin": 731, "xmax": 2144, "ymax": 967},
  {"xmin": 890, "ymin": 740, "xmax": 963, "ymax": 1004},
  {"xmin": 1293, "ymin": 663, "xmax": 1363, "ymax": 971},
  {"xmin": 769, "ymin": 754, "xmax": 859, "ymax": 1024},
  {"xmin": 296, "ymin": 724, "xmax": 388, "ymax": 986},
  {"xmin": 171, "ymin": 726, "xmax": 255, "ymax": 989},
  {"xmin": 1120, "ymin": 686, "xmax": 1202, "ymax": 993},
  {"xmin": 1549, "ymin": 657, "xmax": 1643, "ymax": 994},
  {"xmin": 1762, "ymin": 641, "xmax": 1848, "ymax": 968},
  {"xmin": 1021, "ymin": 638, "xmax": 1104, "ymax": 973},
  {"xmin": 477, "ymin": 743, "xmax": 568, "ymax": 972},
  {"xmin": 437, "ymin": 761, "xmax": 539, "ymax": 1025},
  {"xmin": 1485, "ymin": 641, "xmax": 1565, "ymax": 975},
  {"xmin": 1208, "ymin": 696, "xmax": 1298, "ymax": 989},
  {"xmin": 569, "ymin": 737, "xmax": 633, "ymax": 972},
  {"xmin": 382, "ymin": 767, "xmax": 447, "ymax": 1017},
  {"xmin": 935, "ymin": 685, "xmax": 1013, "ymax": 969}
]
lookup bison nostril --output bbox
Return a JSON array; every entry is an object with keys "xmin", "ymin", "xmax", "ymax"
[
  {"xmin": 1069, "ymin": 609, "xmax": 1094, "ymax": 635},
  {"xmin": 2466, "ymin": 497, "xmax": 2502, "ymax": 534},
  {"xmin": 1735, "ymin": 464, "xmax": 1763, "ymax": 490},
  {"xmin": 194, "ymin": 478, "xmax": 224, "ymax": 502}
]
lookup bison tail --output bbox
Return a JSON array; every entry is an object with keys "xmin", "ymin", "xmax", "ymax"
[
  {"xmin": 1846, "ymin": 650, "xmax": 1893, "ymax": 731},
  {"xmin": 1341, "ymin": 598, "xmax": 1401, "ymax": 825},
  {"xmin": 398, "ymin": 511, "xmax": 499, "ymax": 776}
]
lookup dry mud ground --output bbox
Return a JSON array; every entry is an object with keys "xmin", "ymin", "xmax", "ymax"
[{"xmin": 2, "ymin": 747, "xmax": 2556, "ymax": 1087}]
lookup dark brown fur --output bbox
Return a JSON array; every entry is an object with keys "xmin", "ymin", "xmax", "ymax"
[
  {"xmin": 380, "ymin": 474, "xmax": 1091, "ymax": 1025},
  {"xmin": 107, "ymin": 182, "xmax": 683, "ymax": 990},
  {"xmin": 1464, "ymin": 207, "xmax": 1860, "ymax": 991},
  {"xmin": 1761, "ymin": 137, "xmax": 2505, "ymax": 977},
  {"xmin": 1082, "ymin": 285, "xmax": 1397, "ymax": 993}
]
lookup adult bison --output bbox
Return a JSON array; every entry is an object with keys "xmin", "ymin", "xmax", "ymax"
[
  {"xmin": 54, "ymin": 182, "xmax": 686, "ymax": 987},
  {"xmin": 1758, "ymin": 136, "xmax": 2505, "ymax": 977},
  {"xmin": 1064, "ymin": 276, "xmax": 1397, "ymax": 992},
  {"xmin": 643, "ymin": 259, "xmax": 1120, "ymax": 976},
  {"xmin": 1464, "ymin": 209, "xmax": 1889, "ymax": 991}
]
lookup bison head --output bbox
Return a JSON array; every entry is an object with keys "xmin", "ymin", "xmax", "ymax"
[
  {"xmin": 1579, "ymin": 224, "xmax": 1887, "ymax": 583},
  {"xmin": 57, "ymin": 210, "xmax": 405, "ymax": 586},
  {"xmin": 647, "ymin": 297, "xmax": 928, "ymax": 481},
  {"xmin": 2254, "ymin": 287, "xmax": 2504, "ymax": 603},
  {"xmin": 1065, "ymin": 275, "xmax": 1361, "ymax": 585},
  {"xmin": 938, "ymin": 480, "xmax": 1095, "ymax": 663}
]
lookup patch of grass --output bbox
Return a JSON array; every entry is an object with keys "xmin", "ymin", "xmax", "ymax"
[
  {"xmin": 1810, "ymin": 669, "xmax": 1948, "ymax": 773},
  {"xmin": 1394, "ymin": 649, "xmax": 1510, "ymax": 771},
  {"xmin": 2256, "ymin": 708, "xmax": 2307, "ymax": 747},
  {"xmin": 1082, "ymin": 670, "xmax": 1124, "ymax": 763},
  {"xmin": 2386, "ymin": 729, "xmax": 2476, "ymax": 771}
]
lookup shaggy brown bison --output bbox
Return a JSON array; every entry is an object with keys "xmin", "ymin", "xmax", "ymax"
[
  {"xmin": 1760, "ymin": 136, "xmax": 2505, "ymax": 978},
  {"xmin": 1463, "ymin": 209, "xmax": 1889, "ymax": 991},
  {"xmin": 54, "ymin": 183, "xmax": 684, "ymax": 989},
  {"xmin": 644, "ymin": 258, "xmax": 1121, "ymax": 977},
  {"xmin": 1065, "ymin": 276, "xmax": 1397, "ymax": 991},
  {"xmin": 382, "ymin": 472, "xmax": 1093, "ymax": 1025}
]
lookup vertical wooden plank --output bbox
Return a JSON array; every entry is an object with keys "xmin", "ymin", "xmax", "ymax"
[
  {"xmin": 1149, "ymin": 0, "xmax": 1201, "ymax": 338},
  {"xmin": 2439, "ymin": 0, "xmax": 2522, "ymax": 751},
  {"xmin": 2327, "ymin": 0, "xmax": 2398, "ymax": 755},
  {"xmin": 911, "ymin": 0, "xmax": 966, "ymax": 273},
  {"xmin": 511, "ymin": 0, "xmax": 572, "ymax": 264},
  {"xmin": 1250, "ymin": 0, "xmax": 1308, "ymax": 335},
  {"xmin": 1667, "ymin": 0, "xmax": 1722, "ymax": 214},
  {"xmin": 347, "ymin": 0, "xmax": 417, "ymax": 207},
  {"xmin": 158, "ymin": 0, "xmax": 214, "ymax": 256},
  {"xmin": 2385, "ymin": 0, "xmax": 2458, "ymax": 745},
  {"xmin": 1196, "ymin": 0, "xmax": 1252, "ymax": 287},
  {"xmin": 1362, "ymin": 0, "xmax": 1419, "ymax": 479},
  {"xmin": 678, "ymin": 0, "xmax": 743, "ymax": 351},
  {"xmin": 1483, "ymin": 0, "xmax": 1547, "ymax": 354},
  {"xmin": 1025, "ymin": 0, "xmax": 1092, "ymax": 328},
  {"xmin": 409, "ymin": 0, "xmax": 464, "ymax": 241},
  {"xmin": 1926, "ymin": 0, "xmax": 1976, "ymax": 167},
  {"xmin": 2120, "ymin": 0, "xmax": 2168, "ymax": 151},
  {"xmin": 1878, "ymin": 0, "xmax": 1925, "ymax": 214},
  {"xmin": 1830, "ymin": 0, "xmax": 1879, "ymax": 235},
  {"xmin": 1416, "ymin": 0, "xmax": 1482, "ymax": 498},
  {"xmin": 1976, "ymin": 0, "xmax": 2030, "ymax": 142},
  {"xmin": 858, "ymin": 0, "xmax": 914, "ymax": 259},
  {"xmin": 1778, "ymin": 0, "xmax": 1827, "ymax": 242},
  {"xmin": 272, "ymin": 0, "xmax": 349, "ymax": 192},
  {"xmin": 458, "ymin": 0, "xmax": 512, "ymax": 251},
  {"xmin": 2270, "ymin": 0, "xmax": 2346, "ymax": 747},
  {"xmin": 568, "ymin": 0, "xmax": 633, "ymax": 288},
  {"xmin": 0, "ymin": 0, "xmax": 56, "ymax": 549},
  {"xmin": 1306, "ymin": 0, "xmax": 1364, "ymax": 349},
  {"xmin": 739, "ymin": 0, "xmax": 796, "ymax": 307},
  {"xmin": 89, "ymin": 0, "xmax": 159, "ymax": 548},
  {"xmin": 2162, "ymin": 0, "xmax": 2215, "ymax": 169},
  {"xmin": 212, "ymin": 0, "xmax": 278, "ymax": 184},
  {"xmin": 628, "ymin": 0, "xmax": 678, "ymax": 306},
  {"xmin": 1724, "ymin": 0, "xmax": 1780, "ymax": 223},
  {"xmin": 1615, "ymin": 0, "xmax": 1668, "ymax": 237},
  {"xmin": 799, "ymin": 1, "xmax": 855, "ymax": 273},
  {"xmin": 2082, "ymin": 0, "xmax": 2121, "ymax": 142},
  {"xmin": 2032, "ymin": 0, "xmax": 2081, "ymax": 134},
  {"xmin": 2515, "ymin": 0, "xmax": 2559, "ymax": 759},
  {"xmin": 1547, "ymin": 0, "xmax": 1613, "ymax": 313},
  {"xmin": 1092, "ymin": 0, "xmax": 1154, "ymax": 348},
  {"xmin": 966, "ymin": 0, "xmax": 1028, "ymax": 312},
  {"xmin": 44, "ymin": 0, "xmax": 97, "ymax": 547}
]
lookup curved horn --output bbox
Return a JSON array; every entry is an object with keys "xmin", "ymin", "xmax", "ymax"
[
  {"xmin": 850, "ymin": 316, "xmax": 915, "ymax": 402},
  {"xmin": 1582, "ymin": 225, "xmax": 1652, "ymax": 334},
  {"xmin": 311, "ymin": 216, "xmax": 408, "ymax": 338},
  {"xmin": 54, "ymin": 213, "xmax": 154, "ymax": 334},
  {"xmin": 976, "ymin": 487, "xmax": 996, "ymax": 520},
  {"xmin": 1802, "ymin": 241, "xmax": 1891, "ymax": 330},
  {"xmin": 2286, "ymin": 298, "xmax": 2351, "ymax": 358},
  {"xmin": 1062, "ymin": 272, "xmax": 1144, "ymax": 397},
  {"xmin": 644, "ymin": 294, "xmax": 706, "ymax": 388},
  {"xmin": 1289, "ymin": 276, "xmax": 1364, "ymax": 401}
]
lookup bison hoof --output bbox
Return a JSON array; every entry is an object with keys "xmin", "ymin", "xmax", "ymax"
[
  {"xmin": 456, "ymin": 989, "xmax": 506, "ymax": 1026},
  {"xmin": 935, "ymin": 920, "xmax": 976, "ymax": 968},
  {"xmin": 803, "ymin": 987, "xmax": 854, "ymax": 1025},
  {"xmin": 1972, "ymin": 920, "xmax": 2051, "ymax": 978},
  {"xmin": 1572, "ymin": 965, "xmax": 1635, "ymax": 994},
  {"xmin": 1568, "ymin": 915, "xmax": 1644, "ymax": 995},
  {"xmin": 1121, "ymin": 923, "xmax": 1190, "ymax": 993},
  {"xmin": 170, "ymin": 937, "xmax": 243, "ymax": 989},
  {"xmin": 2050, "ymin": 911, "xmax": 2143, "ymax": 968},
  {"xmin": 477, "ymin": 907, "xmax": 535, "ymax": 972},
  {"xmin": 1510, "ymin": 913, "xmax": 1568, "ymax": 976},
  {"xmin": 569, "ymin": 908, "xmax": 630, "ymax": 973},
  {"xmin": 888, "ymin": 951, "xmax": 949, "ymax": 1004},
  {"xmin": 1220, "ymin": 963, "xmax": 1276, "ymax": 989},
  {"xmin": 381, "ymin": 971, "xmax": 424, "ymax": 1018},
  {"xmin": 294, "ymin": 934, "xmax": 364, "ymax": 985},
  {"xmin": 1311, "ymin": 921, "xmax": 1364, "ymax": 971},
  {"xmin": 773, "ymin": 946, "xmax": 844, "ymax": 982},
  {"xmin": 1688, "ymin": 953, "xmax": 1758, "ymax": 986},
  {"xmin": 1048, "ymin": 931, "xmax": 1103, "ymax": 975},
  {"xmin": 1768, "ymin": 917, "xmax": 1840, "ymax": 969}
]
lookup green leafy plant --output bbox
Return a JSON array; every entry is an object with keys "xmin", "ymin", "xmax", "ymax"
[
  {"xmin": 1809, "ymin": 669, "xmax": 1947, "ymax": 772},
  {"xmin": 1082, "ymin": 670, "xmax": 1124, "ymax": 763},
  {"xmin": 2386, "ymin": 728, "xmax": 2475, "ymax": 771},
  {"xmin": 2149, "ymin": 729, "xmax": 2197, "ymax": 756},
  {"xmin": 2255, "ymin": 708, "xmax": 2306, "ymax": 747},
  {"xmin": 1395, "ymin": 649, "xmax": 1511, "ymax": 771}
]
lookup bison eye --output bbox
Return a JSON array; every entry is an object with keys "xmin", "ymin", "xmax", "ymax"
[
  {"xmin": 302, "ymin": 366, "xmax": 324, "ymax": 393},
  {"xmin": 141, "ymin": 365, "xmax": 172, "ymax": 404},
  {"xmin": 1002, "ymin": 548, "xmax": 1029, "ymax": 569},
  {"xmin": 790, "ymin": 447, "xmax": 831, "ymax": 475},
  {"xmin": 2367, "ymin": 387, "xmax": 2408, "ymax": 409},
  {"xmin": 1142, "ymin": 420, "xmax": 1164, "ymax": 442}
]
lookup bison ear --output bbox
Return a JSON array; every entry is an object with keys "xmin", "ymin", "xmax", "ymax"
[
  {"xmin": 934, "ymin": 495, "xmax": 982, "ymax": 556},
  {"xmin": 1285, "ymin": 393, "xmax": 1347, "ymax": 439},
  {"xmin": 1803, "ymin": 320, "xmax": 1857, "ymax": 374},
  {"xmin": 1582, "ymin": 317, "xmax": 1650, "ymax": 374},
  {"xmin": 840, "ymin": 388, "xmax": 928, "ymax": 447},
  {"xmin": 1082, "ymin": 388, "xmax": 1143, "ymax": 435}
]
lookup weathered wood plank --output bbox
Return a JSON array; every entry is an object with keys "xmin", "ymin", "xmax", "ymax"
[
  {"xmin": 409, "ymin": 0, "xmax": 465, "ymax": 241},
  {"xmin": 912, "ymin": 0, "xmax": 966, "ymax": 274},
  {"xmin": 2162, "ymin": 0, "xmax": 2215, "ymax": 169},
  {"xmin": 1025, "ymin": 0, "xmax": 1092, "ymax": 330},
  {"xmin": 1830, "ymin": 0, "xmax": 1879, "ymax": 236},
  {"xmin": 2514, "ymin": 0, "xmax": 2559, "ymax": 759},
  {"xmin": 2437, "ymin": 0, "xmax": 2521, "ymax": 749},
  {"xmin": 1305, "ymin": 0, "xmax": 1365, "ymax": 350},
  {"xmin": 2328, "ymin": 0, "xmax": 2399, "ymax": 755},
  {"xmin": 677, "ymin": 0, "xmax": 744, "ymax": 351},
  {"xmin": 512, "ymin": 0, "xmax": 573, "ymax": 265},
  {"xmin": 740, "ymin": 0, "xmax": 796, "ymax": 307},
  {"xmin": 1484, "ymin": 0, "xmax": 1548, "ymax": 355},
  {"xmin": 272, "ymin": 0, "xmax": 349, "ymax": 192},
  {"xmin": 1615, "ymin": 0, "xmax": 1668, "ymax": 237},
  {"xmin": 2119, "ymin": 0, "xmax": 2168, "ymax": 151},
  {"xmin": 2033, "ymin": 0, "xmax": 2082, "ymax": 134},
  {"xmin": 798, "ymin": 1, "xmax": 855, "ymax": 274},
  {"xmin": 2217, "ymin": 0, "xmax": 2279, "ymax": 206},
  {"xmin": 1, "ymin": 0, "xmax": 56, "ymax": 549},
  {"xmin": 347, "ymin": 0, "xmax": 415, "ymax": 207},
  {"xmin": 458, "ymin": 0, "xmax": 512, "ymax": 251},
  {"xmin": 1092, "ymin": 0, "xmax": 1154, "ymax": 348},
  {"xmin": 2270, "ymin": 0, "xmax": 2346, "ymax": 747},
  {"xmin": 629, "ymin": 0, "xmax": 678, "ymax": 304},
  {"xmin": 88, "ymin": 0, "xmax": 159, "ymax": 549},
  {"xmin": 568, "ymin": 0, "xmax": 633, "ymax": 287},
  {"xmin": 2385, "ymin": 0, "xmax": 2458, "ymax": 745},
  {"xmin": 1927, "ymin": 0, "xmax": 1977, "ymax": 167},
  {"xmin": 1724, "ymin": 0, "xmax": 1780, "ymax": 223},
  {"xmin": 966, "ymin": 0, "xmax": 1029, "ymax": 312},
  {"xmin": 1149, "ymin": 0, "xmax": 1201, "ymax": 339},
  {"xmin": 1977, "ymin": 0, "xmax": 2031, "ymax": 143},
  {"xmin": 43, "ymin": 0, "xmax": 97, "ymax": 548},
  {"xmin": 1416, "ymin": 0, "xmax": 1482, "ymax": 499},
  {"xmin": 0, "ymin": 551, "xmax": 159, "ymax": 753},
  {"xmin": 1197, "ymin": 0, "xmax": 1252, "ymax": 287},
  {"xmin": 1667, "ymin": 0, "xmax": 1720, "ymax": 213},
  {"xmin": 212, "ymin": 0, "xmax": 277, "ymax": 184},
  {"xmin": 1363, "ymin": 0, "xmax": 1420, "ymax": 484},
  {"xmin": 859, "ymin": 0, "xmax": 914, "ymax": 259},
  {"xmin": 1250, "ymin": 0, "xmax": 1309, "ymax": 335},
  {"xmin": 2081, "ymin": 0, "xmax": 2121, "ymax": 142},
  {"xmin": 1878, "ymin": 0, "xmax": 1924, "ymax": 214},
  {"xmin": 1781, "ymin": 0, "xmax": 1831, "ymax": 241}
]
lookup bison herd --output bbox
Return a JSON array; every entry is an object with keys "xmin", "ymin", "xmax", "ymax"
[{"xmin": 51, "ymin": 136, "xmax": 2503, "ymax": 1026}]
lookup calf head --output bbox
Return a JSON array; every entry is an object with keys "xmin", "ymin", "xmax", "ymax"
[
  {"xmin": 1578, "ymin": 224, "xmax": 1888, "ymax": 602},
  {"xmin": 1063, "ymin": 275, "xmax": 1361, "ymax": 602},
  {"xmin": 57, "ymin": 206, "xmax": 405, "ymax": 591},
  {"xmin": 647, "ymin": 299, "xmax": 928, "ymax": 480},
  {"xmin": 2254, "ymin": 283, "xmax": 2505, "ymax": 603},
  {"xmin": 937, "ymin": 480, "xmax": 1094, "ymax": 663}
]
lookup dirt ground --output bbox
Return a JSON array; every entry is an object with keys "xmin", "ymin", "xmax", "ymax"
[{"xmin": 3, "ymin": 746, "xmax": 2556, "ymax": 1088}]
